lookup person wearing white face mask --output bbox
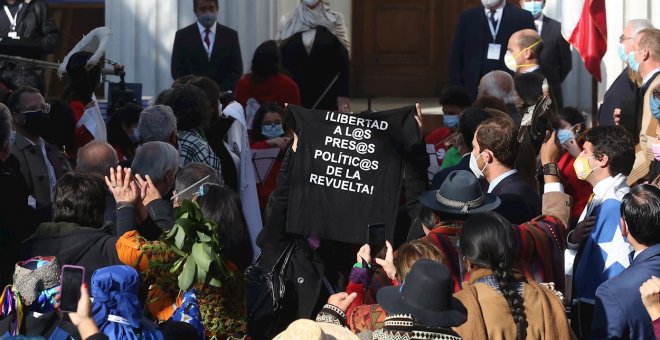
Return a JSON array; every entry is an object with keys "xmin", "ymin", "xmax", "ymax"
[
  {"xmin": 449, "ymin": 0, "xmax": 535, "ymax": 101},
  {"xmin": 520, "ymin": 0, "xmax": 571, "ymax": 109},
  {"xmin": 598, "ymin": 19, "xmax": 654, "ymax": 127},
  {"xmin": 469, "ymin": 117, "xmax": 541, "ymax": 224},
  {"xmin": 171, "ymin": 0, "xmax": 243, "ymax": 91},
  {"xmin": 278, "ymin": 0, "xmax": 351, "ymax": 113}
]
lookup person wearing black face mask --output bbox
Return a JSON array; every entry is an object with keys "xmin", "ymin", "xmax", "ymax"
[
  {"xmin": 171, "ymin": 0, "xmax": 243, "ymax": 91},
  {"xmin": 9, "ymin": 86, "xmax": 65, "ymax": 220}
]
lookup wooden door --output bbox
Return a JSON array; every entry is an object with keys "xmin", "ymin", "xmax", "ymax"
[{"xmin": 351, "ymin": 0, "xmax": 481, "ymax": 97}]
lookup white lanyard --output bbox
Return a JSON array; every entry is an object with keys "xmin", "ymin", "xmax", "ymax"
[
  {"xmin": 487, "ymin": 10, "xmax": 502, "ymax": 42},
  {"xmin": 107, "ymin": 314, "xmax": 131, "ymax": 325},
  {"xmin": 4, "ymin": 3, "xmax": 22, "ymax": 31}
]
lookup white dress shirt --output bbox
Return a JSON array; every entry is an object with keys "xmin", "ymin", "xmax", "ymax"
[
  {"xmin": 487, "ymin": 169, "xmax": 517, "ymax": 193},
  {"xmin": 197, "ymin": 21, "xmax": 217, "ymax": 58}
]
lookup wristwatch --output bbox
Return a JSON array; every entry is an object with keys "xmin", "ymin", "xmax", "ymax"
[{"xmin": 540, "ymin": 163, "xmax": 561, "ymax": 177}]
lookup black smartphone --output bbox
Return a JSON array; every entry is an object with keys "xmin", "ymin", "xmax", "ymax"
[
  {"xmin": 60, "ymin": 265, "xmax": 85, "ymax": 313},
  {"xmin": 367, "ymin": 223, "xmax": 387, "ymax": 258}
]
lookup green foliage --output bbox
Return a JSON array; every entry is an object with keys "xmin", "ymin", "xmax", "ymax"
[{"xmin": 164, "ymin": 200, "xmax": 233, "ymax": 291}]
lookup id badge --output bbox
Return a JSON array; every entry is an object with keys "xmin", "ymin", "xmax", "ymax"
[
  {"xmin": 487, "ymin": 43, "xmax": 501, "ymax": 60},
  {"xmin": 8, "ymin": 31, "xmax": 17, "ymax": 39}
]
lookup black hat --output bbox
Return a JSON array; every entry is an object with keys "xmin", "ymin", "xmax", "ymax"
[
  {"xmin": 377, "ymin": 259, "xmax": 467, "ymax": 328},
  {"xmin": 419, "ymin": 170, "xmax": 500, "ymax": 215}
]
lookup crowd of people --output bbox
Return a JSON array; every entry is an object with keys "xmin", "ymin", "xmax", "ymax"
[{"xmin": 0, "ymin": 0, "xmax": 660, "ymax": 339}]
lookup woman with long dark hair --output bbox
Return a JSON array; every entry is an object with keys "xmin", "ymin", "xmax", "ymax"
[
  {"xmin": 454, "ymin": 212, "xmax": 573, "ymax": 339},
  {"xmin": 250, "ymin": 102, "xmax": 291, "ymax": 209},
  {"xmin": 235, "ymin": 40, "xmax": 300, "ymax": 112}
]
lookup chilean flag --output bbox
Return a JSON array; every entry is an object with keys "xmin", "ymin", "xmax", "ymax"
[{"xmin": 561, "ymin": 0, "xmax": 607, "ymax": 81}]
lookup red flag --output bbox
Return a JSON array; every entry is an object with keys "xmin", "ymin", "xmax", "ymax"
[{"xmin": 565, "ymin": 0, "xmax": 607, "ymax": 81}]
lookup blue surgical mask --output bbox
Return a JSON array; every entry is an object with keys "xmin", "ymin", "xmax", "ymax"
[
  {"xmin": 651, "ymin": 95, "xmax": 660, "ymax": 120},
  {"xmin": 617, "ymin": 44, "xmax": 628, "ymax": 63},
  {"xmin": 262, "ymin": 123, "xmax": 284, "ymax": 139},
  {"xmin": 628, "ymin": 51, "xmax": 641, "ymax": 72},
  {"xmin": 522, "ymin": 1, "xmax": 543, "ymax": 18},
  {"xmin": 557, "ymin": 129, "xmax": 575, "ymax": 145},
  {"xmin": 443, "ymin": 115, "xmax": 459, "ymax": 129}
]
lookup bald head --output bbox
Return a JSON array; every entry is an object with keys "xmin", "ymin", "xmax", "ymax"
[
  {"xmin": 478, "ymin": 71, "xmax": 515, "ymax": 104},
  {"xmin": 76, "ymin": 141, "xmax": 119, "ymax": 177},
  {"xmin": 507, "ymin": 29, "xmax": 543, "ymax": 73}
]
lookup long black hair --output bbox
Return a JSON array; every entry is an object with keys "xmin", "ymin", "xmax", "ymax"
[
  {"xmin": 197, "ymin": 184, "xmax": 253, "ymax": 271},
  {"xmin": 250, "ymin": 40, "xmax": 281, "ymax": 82},
  {"xmin": 460, "ymin": 212, "xmax": 527, "ymax": 340}
]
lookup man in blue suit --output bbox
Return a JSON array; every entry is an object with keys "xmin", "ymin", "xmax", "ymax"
[
  {"xmin": 449, "ymin": 0, "xmax": 535, "ymax": 100},
  {"xmin": 591, "ymin": 184, "xmax": 660, "ymax": 339}
]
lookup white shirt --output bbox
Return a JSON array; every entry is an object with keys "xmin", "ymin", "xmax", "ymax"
[
  {"xmin": 197, "ymin": 21, "xmax": 217, "ymax": 58},
  {"xmin": 642, "ymin": 67, "xmax": 660, "ymax": 87},
  {"xmin": 523, "ymin": 65, "xmax": 541, "ymax": 73},
  {"xmin": 26, "ymin": 137, "xmax": 57, "ymax": 197},
  {"xmin": 483, "ymin": 2, "xmax": 505, "ymax": 23},
  {"xmin": 487, "ymin": 169, "xmax": 517, "ymax": 193},
  {"xmin": 535, "ymin": 14, "xmax": 544, "ymax": 35}
]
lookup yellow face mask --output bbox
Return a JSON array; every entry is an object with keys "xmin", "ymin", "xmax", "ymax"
[{"xmin": 573, "ymin": 154, "xmax": 597, "ymax": 181}]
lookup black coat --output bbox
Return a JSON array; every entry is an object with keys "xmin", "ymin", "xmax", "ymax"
[
  {"xmin": 598, "ymin": 68, "xmax": 637, "ymax": 127},
  {"xmin": 449, "ymin": 4, "xmax": 535, "ymax": 100},
  {"xmin": 254, "ymin": 149, "xmax": 326, "ymax": 337},
  {"xmin": 21, "ymin": 222, "xmax": 122, "ymax": 282},
  {"xmin": 539, "ymin": 16, "xmax": 572, "ymax": 108},
  {"xmin": 280, "ymin": 26, "xmax": 349, "ymax": 110},
  {"xmin": 0, "ymin": 154, "xmax": 39, "ymax": 286},
  {"xmin": 0, "ymin": 0, "xmax": 59, "ymax": 91},
  {"xmin": 171, "ymin": 22, "xmax": 243, "ymax": 91},
  {"xmin": 491, "ymin": 172, "xmax": 541, "ymax": 224}
]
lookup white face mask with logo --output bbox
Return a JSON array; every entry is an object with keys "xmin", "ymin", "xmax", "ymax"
[{"xmin": 481, "ymin": 0, "xmax": 502, "ymax": 9}]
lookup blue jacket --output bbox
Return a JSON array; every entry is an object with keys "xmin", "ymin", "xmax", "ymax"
[{"xmin": 591, "ymin": 243, "xmax": 660, "ymax": 339}]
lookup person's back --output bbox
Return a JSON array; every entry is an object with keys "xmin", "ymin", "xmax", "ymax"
[
  {"xmin": 591, "ymin": 185, "xmax": 660, "ymax": 339},
  {"xmin": 453, "ymin": 212, "xmax": 572, "ymax": 339},
  {"xmin": 20, "ymin": 172, "xmax": 121, "ymax": 282}
]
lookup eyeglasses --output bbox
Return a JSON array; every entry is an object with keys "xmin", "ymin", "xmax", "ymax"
[
  {"xmin": 262, "ymin": 122, "xmax": 282, "ymax": 132},
  {"xmin": 619, "ymin": 35, "xmax": 632, "ymax": 43},
  {"xmin": 20, "ymin": 103, "xmax": 51, "ymax": 115}
]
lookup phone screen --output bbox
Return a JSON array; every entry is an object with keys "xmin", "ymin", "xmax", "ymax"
[
  {"xmin": 367, "ymin": 223, "xmax": 387, "ymax": 258},
  {"xmin": 60, "ymin": 266, "xmax": 84, "ymax": 313}
]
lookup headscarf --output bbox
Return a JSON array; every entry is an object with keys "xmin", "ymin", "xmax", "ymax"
[
  {"xmin": 91, "ymin": 265, "xmax": 163, "ymax": 340},
  {"xmin": 278, "ymin": 1, "xmax": 350, "ymax": 51}
]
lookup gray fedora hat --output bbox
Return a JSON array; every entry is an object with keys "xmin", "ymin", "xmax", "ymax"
[{"xmin": 419, "ymin": 170, "xmax": 500, "ymax": 215}]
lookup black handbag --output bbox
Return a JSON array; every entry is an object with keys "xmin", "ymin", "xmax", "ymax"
[{"xmin": 245, "ymin": 240, "xmax": 297, "ymax": 338}]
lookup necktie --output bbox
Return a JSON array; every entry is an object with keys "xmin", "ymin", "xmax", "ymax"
[
  {"xmin": 204, "ymin": 28, "xmax": 211, "ymax": 50},
  {"xmin": 489, "ymin": 9, "xmax": 498, "ymax": 27}
]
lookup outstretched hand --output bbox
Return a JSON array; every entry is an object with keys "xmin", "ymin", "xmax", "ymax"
[{"xmin": 105, "ymin": 166, "xmax": 139, "ymax": 205}]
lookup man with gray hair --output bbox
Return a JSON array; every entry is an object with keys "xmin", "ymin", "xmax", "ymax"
[
  {"xmin": 599, "ymin": 19, "xmax": 654, "ymax": 126},
  {"xmin": 0, "ymin": 102, "xmax": 39, "ymax": 285},
  {"xmin": 116, "ymin": 141, "xmax": 179, "ymax": 240},
  {"xmin": 76, "ymin": 140, "xmax": 119, "ymax": 230},
  {"xmin": 477, "ymin": 70, "xmax": 521, "ymax": 125},
  {"xmin": 137, "ymin": 104, "xmax": 178, "ymax": 147},
  {"xmin": 174, "ymin": 162, "xmax": 221, "ymax": 197}
]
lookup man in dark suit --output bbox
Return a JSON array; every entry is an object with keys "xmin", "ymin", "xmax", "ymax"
[
  {"xmin": 520, "ymin": 0, "xmax": 572, "ymax": 108},
  {"xmin": 469, "ymin": 116, "xmax": 541, "ymax": 223},
  {"xmin": 449, "ymin": 0, "xmax": 535, "ymax": 101},
  {"xmin": 171, "ymin": 0, "xmax": 242, "ymax": 91},
  {"xmin": 432, "ymin": 108, "xmax": 493, "ymax": 189},
  {"xmin": 598, "ymin": 19, "xmax": 654, "ymax": 127},
  {"xmin": 591, "ymin": 184, "xmax": 660, "ymax": 339}
]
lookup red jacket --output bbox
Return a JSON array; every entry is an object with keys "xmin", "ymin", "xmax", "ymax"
[{"xmin": 558, "ymin": 151, "xmax": 592, "ymax": 222}]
